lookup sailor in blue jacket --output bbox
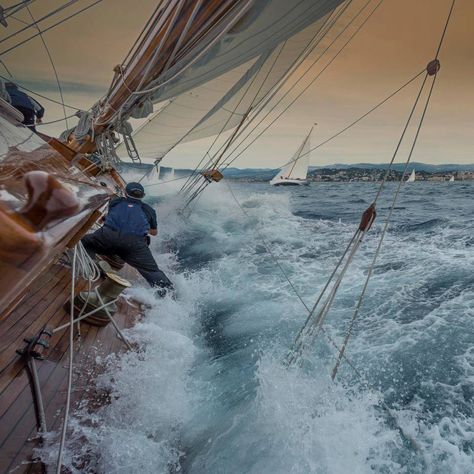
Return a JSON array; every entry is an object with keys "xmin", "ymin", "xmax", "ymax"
[
  {"xmin": 5, "ymin": 82, "xmax": 44, "ymax": 132},
  {"xmin": 82, "ymin": 182, "xmax": 173, "ymax": 293}
]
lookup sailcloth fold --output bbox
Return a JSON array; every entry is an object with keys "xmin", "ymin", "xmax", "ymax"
[{"xmin": 115, "ymin": 0, "xmax": 345, "ymax": 163}]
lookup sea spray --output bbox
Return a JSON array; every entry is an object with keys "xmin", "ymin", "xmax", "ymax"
[{"xmin": 65, "ymin": 181, "xmax": 474, "ymax": 472}]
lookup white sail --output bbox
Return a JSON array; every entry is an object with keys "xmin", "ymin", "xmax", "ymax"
[
  {"xmin": 449, "ymin": 175, "xmax": 454, "ymax": 182},
  {"xmin": 149, "ymin": 0, "xmax": 345, "ymax": 104},
  {"xmin": 169, "ymin": 168, "xmax": 175, "ymax": 180},
  {"xmin": 118, "ymin": 4, "xmax": 344, "ymax": 163},
  {"xmin": 270, "ymin": 129, "xmax": 311, "ymax": 185},
  {"xmin": 406, "ymin": 169, "xmax": 416, "ymax": 182}
]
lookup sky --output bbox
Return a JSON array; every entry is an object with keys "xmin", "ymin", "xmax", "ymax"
[{"xmin": 2, "ymin": 0, "xmax": 473, "ymax": 169}]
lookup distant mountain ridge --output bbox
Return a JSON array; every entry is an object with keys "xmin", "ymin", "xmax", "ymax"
[
  {"xmin": 120, "ymin": 162, "xmax": 474, "ymax": 179},
  {"xmin": 309, "ymin": 162, "xmax": 474, "ymax": 172}
]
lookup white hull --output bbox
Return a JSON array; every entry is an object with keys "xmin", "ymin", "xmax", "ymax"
[{"xmin": 271, "ymin": 178, "xmax": 308, "ymax": 186}]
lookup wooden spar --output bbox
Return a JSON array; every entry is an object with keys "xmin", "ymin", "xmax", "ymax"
[{"xmin": 67, "ymin": 0, "xmax": 245, "ymax": 153}]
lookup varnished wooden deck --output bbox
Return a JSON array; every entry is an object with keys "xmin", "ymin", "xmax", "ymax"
[{"xmin": 0, "ymin": 262, "xmax": 141, "ymax": 473}]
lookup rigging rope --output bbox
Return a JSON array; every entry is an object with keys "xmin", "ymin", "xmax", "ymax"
[
  {"xmin": 0, "ymin": 0, "xmax": 104, "ymax": 57},
  {"xmin": 92, "ymin": 0, "xmax": 254, "ymax": 130},
  {"xmin": 0, "ymin": 74, "xmax": 81, "ymax": 110},
  {"xmin": 178, "ymin": 0, "xmax": 358, "ymax": 205},
  {"xmin": 2, "ymin": 0, "xmax": 36, "ymax": 20},
  {"xmin": 220, "ymin": 0, "xmax": 385, "ymax": 172},
  {"xmin": 263, "ymin": 69, "xmax": 425, "ymax": 175},
  {"xmin": 224, "ymin": 180, "xmax": 421, "ymax": 452},
  {"xmin": 25, "ymin": 3, "xmax": 69, "ymax": 129},
  {"xmin": 55, "ymin": 246, "xmax": 77, "ymax": 474},
  {"xmin": 0, "ymin": 0, "xmax": 81, "ymax": 45},
  {"xmin": 179, "ymin": 0, "xmax": 355, "ymax": 196},
  {"xmin": 181, "ymin": 0, "xmax": 384, "ymax": 208},
  {"xmin": 24, "ymin": 112, "xmax": 77, "ymax": 127},
  {"xmin": 290, "ymin": 0, "xmax": 455, "ymax": 375},
  {"xmin": 332, "ymin": 70, "xmax": 445, "ymax": 382}
]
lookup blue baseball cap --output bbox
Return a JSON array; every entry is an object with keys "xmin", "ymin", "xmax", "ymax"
[{"xmin": 125, "ymin": 182, "xmax": 145, "ymax": 198}]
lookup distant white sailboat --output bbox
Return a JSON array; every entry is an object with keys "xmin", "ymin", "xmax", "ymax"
[
  {"xmin": 270, "ymin": 128, "xmax": 311, "ymax": 186},
  {"xmin": 449, "ymin": 175, "xmax": 455, "ymax": 182},
  {"xmin": 406, "ymin": 169, "xmax": 416, "ymax": 182},
  {"xmin": 169, "ymin": 167, "xmax": 175, "ymax": 180}
]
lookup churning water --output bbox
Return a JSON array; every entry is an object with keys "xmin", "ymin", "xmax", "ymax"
[{"xmin": 68, "ymin": 180, "xmax": 474, "ymax": 473}]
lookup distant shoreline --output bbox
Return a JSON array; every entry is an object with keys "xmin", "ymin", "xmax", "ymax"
[{"xmin": 226, "ymin": 168, "xmax": 474, "ymax": 183}]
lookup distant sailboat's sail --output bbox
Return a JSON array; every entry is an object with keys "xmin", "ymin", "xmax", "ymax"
[
  {"xmin": 270, "ymin": 129, "xmax": 311, "ymax": 184},
  {"xmin": 407, "ymin": 169, "xmax": 416, "ymax": 182},
  {"xmin": 449, "ymin": 175, "xmax": 454, "ymax": 182}
]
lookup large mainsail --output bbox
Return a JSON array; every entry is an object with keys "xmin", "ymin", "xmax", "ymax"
[
  {"xmin": 118, "ymin": 0, "xmax": 348, "ymax": 161},
  {"xmin": 67, "ymin": 0, "xmax": 345, "ymax": 161}
]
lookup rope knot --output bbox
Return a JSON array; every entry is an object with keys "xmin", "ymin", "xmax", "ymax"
[
  {"xmin": 426, "ymin": 59, "xmax": 440, "ymax": 76},
  {"xmin": 359, "ymin": 203, "xmax": 376, "ymax": 232}
]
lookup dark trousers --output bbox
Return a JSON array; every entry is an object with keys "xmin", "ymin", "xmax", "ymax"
[
  {"xmin": 15, "ymin": 106, "xmax": 37, "ymax": 132},
  {"xmin": 81, "ymin": 227, "xmax": 173, "ymax": 290}
]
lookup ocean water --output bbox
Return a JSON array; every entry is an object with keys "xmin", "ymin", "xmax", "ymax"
[{"xmin": 65, "ymin": 180, "xmax": 474, "ymax": 473}]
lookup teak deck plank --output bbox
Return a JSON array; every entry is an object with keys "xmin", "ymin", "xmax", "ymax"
[
  {"xmin": 0, "ymin": 262, "xmax": 141, "ymax": 474},
  {"xmin": 0, "ymin": 271, "xmax": 87, "ymax": 395},
  {"xmin": 6, "ymin": 302, "xmax": 135, "ymax": 474},
  {"xmin": 0, "ymin": 268, "xmax": 72, "ymax": 363},
  {"xmin": 0, "ymin": 264, "xmax": 64, "ymax": 339}
]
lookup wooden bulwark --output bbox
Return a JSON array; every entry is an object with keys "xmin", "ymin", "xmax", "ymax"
[{"xmin": 0, "ymin": 263, "xmax": 141, "ymax": 474}]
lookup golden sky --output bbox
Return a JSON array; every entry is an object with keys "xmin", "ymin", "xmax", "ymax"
[{"xmin": 2, "ymin": 0, "xmax": 473, "ymax": 168}]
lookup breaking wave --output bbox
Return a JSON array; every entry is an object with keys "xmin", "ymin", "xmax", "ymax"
[{"xmin": 65, "ymin": 180, "xmax": 474, "ymax": 473}]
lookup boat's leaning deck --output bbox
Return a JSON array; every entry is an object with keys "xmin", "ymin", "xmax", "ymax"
[{"xmin": 0, "ymin": 263, "xmax": 141, "ymax": 474}]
